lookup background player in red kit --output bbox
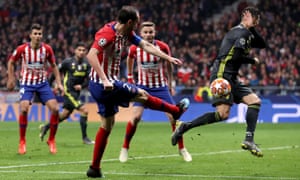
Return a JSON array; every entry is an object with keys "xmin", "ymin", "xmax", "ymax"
[
  {"xmin": 86, "ymin": 6, "xmax": 189, "ymax": 178},
  {"xmin": 7, "ymin": 23, "xmax": 64, "ymax": 154},
  {"xmin": 119, "ymin": 21, "xmax": 192, "ymax": 163}
]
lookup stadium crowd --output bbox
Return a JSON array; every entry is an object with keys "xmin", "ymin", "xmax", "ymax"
[{"xmin": 0, "ymin": 0, "xmax": 299, "ymax": 96}]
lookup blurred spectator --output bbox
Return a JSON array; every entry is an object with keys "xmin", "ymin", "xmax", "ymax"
[{"xmin": 0, "ymin": 0, "xmax": 299, "ymax": 95}]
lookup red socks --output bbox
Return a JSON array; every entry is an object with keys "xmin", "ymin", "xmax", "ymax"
[
  {"xmin": 144, "ymin": 95, "xmax": 179, "ymax": 114},
  {"xmin": 49, "ymin": 114, "xmax": 59, "ymax": 141},
  {"xmin": 91, "ymin": 127, "xmax": 110, "ymax": 169},
  {"xmin": 19, "ymin": 114, "xmax": 27, "ymax": 141},
  {"xmin": 122, "ymin": 121, "xmax": 137, "ymax": 149}
]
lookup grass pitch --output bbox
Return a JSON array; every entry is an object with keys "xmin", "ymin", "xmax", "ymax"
[{"xmin": 0, "ymin": 121, "xmax": 299, "ymax": 180}]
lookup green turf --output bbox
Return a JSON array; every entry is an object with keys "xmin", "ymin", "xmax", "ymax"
[{"xmin": 0, "ymin": 121, "xmax": 299, "ymax": 179}]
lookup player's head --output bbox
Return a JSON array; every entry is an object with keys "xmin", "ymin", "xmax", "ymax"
[
  {"xmin": 74, "ymin": 42, "xmax": 87, "ymax": 60},
  {"xmin": 241, "ymin": 6, "xmax": 261, "ymax": 27},
  {"xmin": 29, "ymin": 23, "xmax": 43, "ymax": 46},
  {"xmin": 140, "ymin": 22, "xmax": 156, "ymax": 43},
  {"xmin": 117, "ymin": 6, "xmax": 140, "ymax": 33}
]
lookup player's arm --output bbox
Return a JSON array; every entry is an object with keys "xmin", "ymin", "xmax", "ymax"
[
  {"xmin": 86, "ymin": 48, "xmax": 113, "ymax": 90},
  {"xmin": 7, "ymin": 57, "xmax": 16, "ymax": 91},
  {"xmin": 49, "ymin": 61, "xmax": 64, "ymax": 86},
  {"xmin": 166, "ymin": 60, "xmax": 175, "ymax": 95},
  {"xmin": 232, "ymin": 47, "xmax": 258, "ymax": 65},
  {"xmin": 126, "ymin": 46, "xmax": 135, "ymax": 84},
  {"xmin": 249, "ymin": 27, "xmax": 266, "ymax": 49},
  {"xmin": 51, "ymin": 62, "xmax": 64, "ymax": 94},
  {"xmin": 161, "ymin": 43, "xmax": 175, "ymax": 95},
  {"xmin": 81, "ymin": 63, "xmax": 91, "ymax": 89},
  {"xmin": 136, "ymin": 37, "xmax": 182, "ymax": 65}
]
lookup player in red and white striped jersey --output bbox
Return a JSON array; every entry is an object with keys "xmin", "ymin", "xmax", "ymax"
[
  {"xmin": 119, "ymin": 21, "xmax": 192, "ymax": 162},
  {"xmin": 7, "ymin": 23, "xmax": 64, "ymax": 155},
  {"xmin": 86, "ymin": 6, "xmax": 190, "ymax": 178}
]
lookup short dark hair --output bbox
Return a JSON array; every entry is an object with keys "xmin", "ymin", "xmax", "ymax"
[
  {"xmin": 74, "ymin": 41, "xmax": 86, "ymax": 49},
  {"xmin": 241, "ymin": 6, "xmax": 260, "ymax": 19},
  {"xmin": 31, "ymin": 23, "xmax": 42, "ymax": 32},
  {"xmin": 117, "ymin": 6, "xmax": 138, "ymax": 24}
]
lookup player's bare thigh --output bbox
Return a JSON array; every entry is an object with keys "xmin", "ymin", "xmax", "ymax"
[
  {"xmin": 131, "ymin": 88, "xmax": 149, "ymax": 103},
  {"xmin": 45, "ymin": 99, "xmax": 59, "ymax": 113},
  {"xmin": 242, "ymin": 93, "xmax": 261, "ymax": 105}
]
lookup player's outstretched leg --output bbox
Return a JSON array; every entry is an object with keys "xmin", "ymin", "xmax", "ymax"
[
  {"xmin": 172, "ymin": 98, "xmax": 190, "ymax": 120},
  {"xmin": 171, "ymin": 121, "xmax": 186, "ymax": 146},
  {"xmin": 39, "ymin": 124, "xmax": 50, "ymax": 142},
  {"xmin": 241, "ymin": 140, "xmax": 263, "ymax": 157}
]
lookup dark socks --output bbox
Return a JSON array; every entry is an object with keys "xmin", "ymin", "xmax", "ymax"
[
  {"xmin": 80, "ymin": 115, "xmax": 88, "ymax": 139},
  {"xmin": 182, "ymin": 112, "xmax": 221, "ymax": 133},
  {"xmin": 245, "ymin": 104, "xmax": 260, "ymax": 141}
]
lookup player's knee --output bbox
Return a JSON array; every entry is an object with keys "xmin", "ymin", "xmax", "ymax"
[
  {"xmin": 50, "ymin": 107, "xmax": 59, "ymax": 115},
  {"xmin": 218, "ymin": 111, "xmax": 230, "ymax": 120},
  {"xmin": 82, "ymin": 109, "xmax": 88, "ymax": 116},
  {"xmin": 136, "ymin": 88, "xmax": 149, "ymax": 101},
  {"xmin": 216, "ymin": 104, "xmax": 231, "ymax": 120},
  {"xmin": 20, "ymin": 108, "xmax": 29, "ymax": 115},
  {"xmin": 132, "ymin": 115, "xmax": 142, "ymax": 125}
]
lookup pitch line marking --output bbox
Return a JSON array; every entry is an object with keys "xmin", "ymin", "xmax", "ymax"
[
  {"xmin": 0, "ymin": 145, "xmax": 298, "ymax": 169},
  {"xmin": 0, "ymin": 170, "xmax": 298, "ymax": 180}
]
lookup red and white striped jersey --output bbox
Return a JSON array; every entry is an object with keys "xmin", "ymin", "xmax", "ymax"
[
  {"xmin": 10, "ymin": 42, "xmax": 56, "ymax": 85},
  {"xmin": 89, "ymin": 21, "xmax": 141, "ymax": 83},
  {"xmin": 128, "ymin": 40, "xmax": 171, "ymax": 88}
]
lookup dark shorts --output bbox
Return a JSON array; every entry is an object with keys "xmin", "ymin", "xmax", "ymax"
[
  {"xmin": 210, "ymin": 74, "xmax": 253, "ymax": 107},
  {"xmin": 133, "ymin": 85, "xmax": 175, "ymax": 107},
  {"xmin": 20, "ymin": 82, "xmax": 55, "ymax": 104},
  {"xmin": 63, "ymin": 90, "xmax": 83, "ymax": 111},
  {"xmin": 89, "ymin": 80, "xmax": 139, "ymax": 117}
]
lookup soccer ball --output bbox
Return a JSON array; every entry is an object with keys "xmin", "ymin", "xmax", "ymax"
[{"xmin": 210, "ymin": 78, "xmax": 231, "ymax": 98}]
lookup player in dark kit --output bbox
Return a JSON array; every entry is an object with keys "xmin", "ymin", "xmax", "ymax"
[
  {"xmin": 39, "ymin": 42, "xmax": 94, "ymax": 145},
  {"xmin": 172, "ymin": 6, "xmax": 266, "ymax": 157}
]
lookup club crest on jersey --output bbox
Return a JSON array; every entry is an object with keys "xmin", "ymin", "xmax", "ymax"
[{"xmin": 98, "ymin": 38, "xmax": 107, "ymax": 47}]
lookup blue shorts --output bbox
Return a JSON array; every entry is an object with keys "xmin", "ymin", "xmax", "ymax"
[
  {"xmin": 133, "ymin": 85, "xmax": 175, "ymax": 107},
  {"xmin": 89, "ymin": 80, "xmax": 139, "ymax": 117},
  {"xmin": 19, "ymin": 82, "xmax": 55, "ymax": 104}
]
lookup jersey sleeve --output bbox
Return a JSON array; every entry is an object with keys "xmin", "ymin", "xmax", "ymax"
[
  {"xmin": 59, "ymin": 59, "xmax": 69, "ymax": 73},
  {"xmin": 128, "ymin": 31, "xmax": 142, "ymax": 46},
  {"xmin": 46, "ymin": 45, "xmax": 56, "ymax": 64},
  {"xmin": 234, "ymin": 36, "xmax": 247, "ymax": 50},
  {"xmin": 91, "ymin": 30, "xmax": 114, "ymax": 52},
  {"xmin": 128, "ymin": 45, "xmax": 137, "ymax": 59},
  {"xmin": 157, "ymin": 40, "xmax": 171, "ymax": 56},
  {"xmin": 10, "ymin": 45, "xmax": 24, "ymax": 62}
]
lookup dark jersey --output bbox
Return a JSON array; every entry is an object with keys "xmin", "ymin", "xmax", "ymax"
[
  {"xmin": 211, "ymin": 24, "xmax": 266, "ymax": 79},
  {"xmin": 60, "ymin": 57, "xmax": 90, "ymax": 92}
]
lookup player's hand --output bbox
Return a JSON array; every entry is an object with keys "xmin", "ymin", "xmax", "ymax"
[
  {"xmin": 57, "ymin": 83, "xmax": 64, "ymax": 96},
  {"xmin": 169, "ymin": 87, "xmax": 176, "ymax": 96},
  {"xmin": 253, "ymin": 57, "xmax": 260, "ymax": 65},
  {"xmin": 127, "ymin": 74, "xmax": 135, "ymax": 84},
  {"xmin": 6, "ymin": 78, "xmax": 16, "ymax": 91},
  {"xmin": 103, "ymin": 80, "xmax": 114, "ymax": 91},
  {"xmin": 168, "ymin": 57, "xmax": 183, "ymax": 65},
  {"xmin": 74, "ymin": 85, "xmax": 82, "ymax": 91}
]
